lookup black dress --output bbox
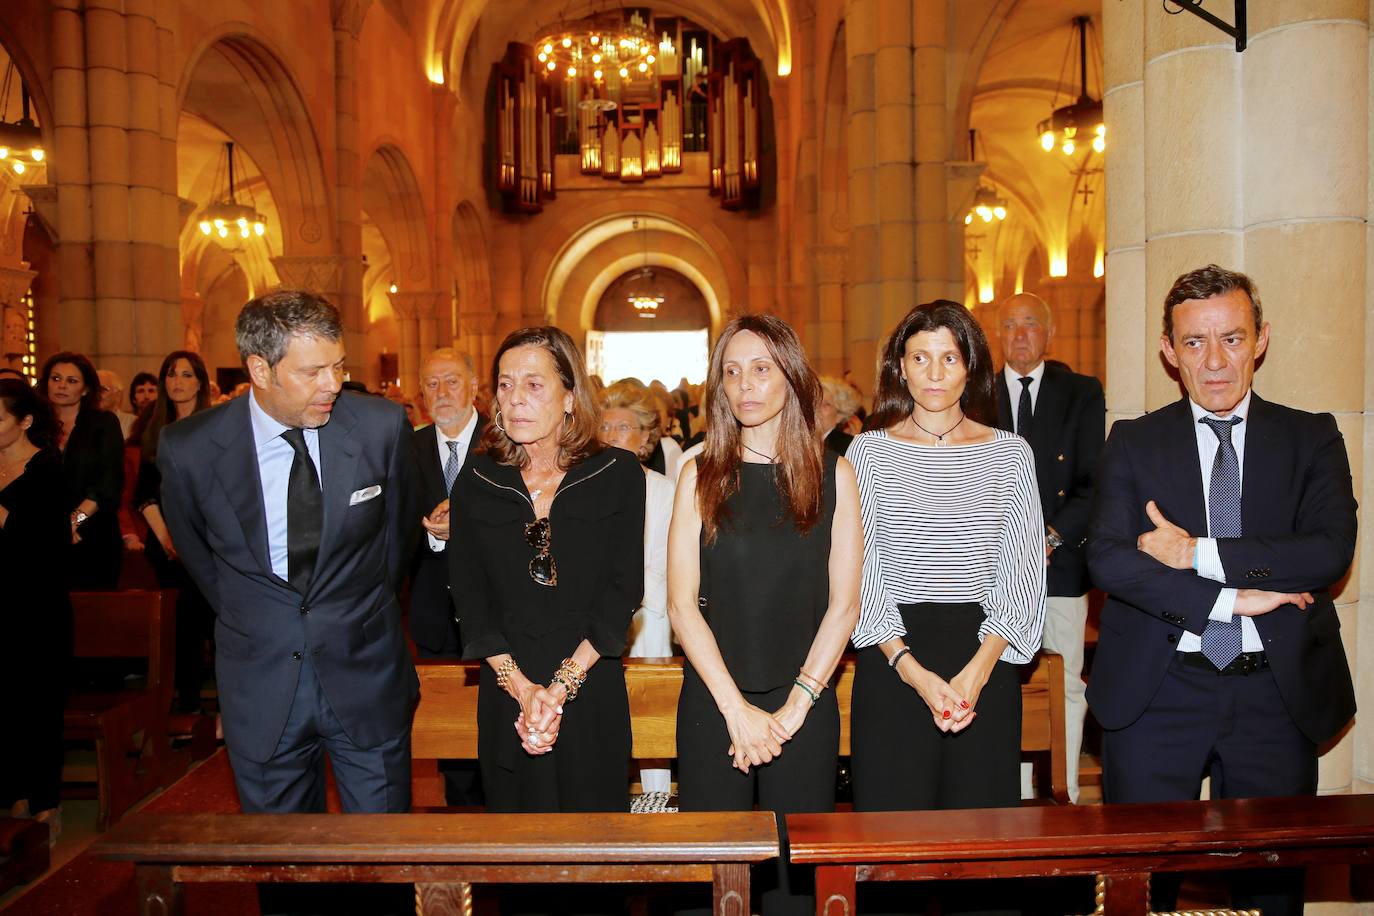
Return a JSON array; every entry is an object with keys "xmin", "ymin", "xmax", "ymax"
[
  {"xmin": 677, "ymin": 450, "xmax": 840, "ymax": 916},
  {"xmin": 135, "ymin": 456, "xmax": 214, "ymax": 713},
  {"xmin": 61, "ymin": 409, "xmax": 124, "ymax": 589},
  {"xmin": 0, "ymin": 450, "xmax": 73, "ymax": 812},
  {"xmin": 450, "ymin": 447, "xmax": 645, "ymax": 813}
]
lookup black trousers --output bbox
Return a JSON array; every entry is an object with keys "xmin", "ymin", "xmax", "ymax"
[
  {"xmin": 146, "ymin": 539, "xmax": 214, "ymax": 713},
  {"xmin": 1103, "ymin": 653, "xmax": 1317, "ymax": 916},
  {"xmin": 851, "ymin": 603, "xmax": 1021, "ymax": 916},
  {"xmin": 677, "ymin": 665, "xmax": 839, "ymax": 916}
]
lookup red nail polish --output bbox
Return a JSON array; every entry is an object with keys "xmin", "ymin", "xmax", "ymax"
[
  {"xmin": 942, "ymin": 709, "xmax": 951, "ymax": 719},
  {"xmin": 960, "ymin": 700, "xmax": 969, "ymax": 709}
]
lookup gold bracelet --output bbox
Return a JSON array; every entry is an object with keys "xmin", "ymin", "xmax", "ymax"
[
  {"xmin": 549, "ymin": 671, "xmax": 577, "ymax": 701},
  {"xmin": 559, "ymin": 657, "xmax": 587, "ymax": 683},
  {"xmin": 495, "ymin": 657, "xmax": 520, "ymax": 693},
  {"xmin": 553, "ymin": 658, "xmax": 587, "ymax": 701},
  {"xmin": 797, "ymin": 668, "xmax": 826, "ymax": 692}
]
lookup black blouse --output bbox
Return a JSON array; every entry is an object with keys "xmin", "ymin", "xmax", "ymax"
[
  {"xmin": 61, "ymin": 408, "xmax": 124, "ymax": 515},
  {"xmin": 450, "ymin": 447, "xmax": 646, "ymax": 660},
  {"xmin": 0, "ymin": 449, "xmax": 73, "ymax": 608},
  {"xmin": 699, "ymin": 450, "xmax": 839, "ymax": 691}
]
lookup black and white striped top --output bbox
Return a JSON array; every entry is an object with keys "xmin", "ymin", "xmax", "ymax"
[{"xmin": 847, "ymin": 428, "xmax": 1046, "ymax": 663}]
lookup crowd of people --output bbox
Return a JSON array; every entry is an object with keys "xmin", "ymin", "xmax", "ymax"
[{"xmin": 0, "ymin": 262, "xmax": 1355, "ymax": 916}]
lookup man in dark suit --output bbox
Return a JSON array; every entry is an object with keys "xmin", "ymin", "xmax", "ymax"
[
  {"xmin": 410, "ymin": 347, "xmax": 485, "ymax": 806},
  {"xmin": 994, "ymin": 292, "xmax": 1104, "ymax": 803},
  {"xmin": 158, "ymin": 290, "xmax": 422, "ymax": 818},
  {"xmin": 1087, "ymin": 265, "xmax": 1356, "ymax": 916},
  {"xmin": 411, "ymin": 347, "xmax": 484, "ymax": 657}
]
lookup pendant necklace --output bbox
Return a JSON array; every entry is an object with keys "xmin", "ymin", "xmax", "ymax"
[
  {"xmin": 911, "ymin": 412, "xmax": 965, "ymax": 447},
  {"xmin": 742, "ymin": 443, "xmax": 777, "ymax": 462}
]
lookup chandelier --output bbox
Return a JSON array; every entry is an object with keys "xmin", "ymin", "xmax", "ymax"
[
  {"xmin": 1037, "ymin": 16, "xmax": 1105, "ymax": 157},
  {"xmin": 197, "ymin": 141, "xmax": 266, "ymax": 248},
  {"xmin": 534, "ymin": 11, "xmax": 659, "ymax": 84},
  {"xmin": 626, "ymin": 218, "xmax": 662, "ymax": 318},
  {"xmin": 964, "ymin": 131, "xmax": 1007, "ymax": 226},
  {"xmin": 0, "ymin": 63, "xmax": 44, "ymax": 177}
]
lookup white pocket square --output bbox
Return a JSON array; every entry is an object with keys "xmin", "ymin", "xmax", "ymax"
[{"xmin": 349, "ymin": 484, "xmax": 382, "ymax": 505}]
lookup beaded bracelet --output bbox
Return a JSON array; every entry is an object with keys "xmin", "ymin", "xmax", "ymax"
[
  {"xmin": 888, "ymin": 646, "xmax": 912, "ymax": 670},
  {"xmin": 792, "ymin": 677, "xmax": 820, "ymax": 706},
  {"xmin": 550, "ymin": 670, "xmax": 578, "ymax": 700},
  {"xmin": 550, "ymin": 658, "xmax": 587, "ymax": 701},
  {"xmin": 796, "ymin": 668, "xmax": 826, "ymax": 692},
  {"xmin": 495, "ymin": 657, "xmax": 520, "ymax": 693}
]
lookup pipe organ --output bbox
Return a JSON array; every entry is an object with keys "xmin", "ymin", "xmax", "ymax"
[{"xmin": 493, "ymin": 43, "xmax": 556, "ymax": 213}]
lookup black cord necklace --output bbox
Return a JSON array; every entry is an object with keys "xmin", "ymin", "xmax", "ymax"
[
  {"xmin": 742, "ymin": 443, "xmax": 777, "ymax": 462},
  {"xmin": 911, "ymin": 411, "xmax": 965, "ymax": 446}
]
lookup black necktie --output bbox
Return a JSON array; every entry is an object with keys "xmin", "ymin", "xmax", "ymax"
[
  {"xmin": 1016, "ymin": 376, "xmax": 1034, "ymax": 441},
  {"xmin": 282, "ymin": 428, "xmax": 322, "ymax": 595}
]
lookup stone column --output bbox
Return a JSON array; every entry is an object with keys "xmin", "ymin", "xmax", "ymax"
[
  {"xmin": 271, "ymin": 255, "xmax": 346, "ymax": 300},
  {"xmin": 430, "ymin": 85, "xmax": 458, "ymax": 344},
  {"xmin": 85, "ymin": 0, "xmax": 140, "ymax": 380},
  {"xmin": 812, "ymin": 245, "xmax": 847, "ymax": 379},
  {"xmin": 843, "ymin": 0, "xmax": 881, "ymax": 386},
  {"xmin": 50, "ymin": 0, "xmax": 95, "ymax": 355},
  {"xmin": 1104, "ymin": 2, "xmax": 1368, "ymax": 799},
  {"xmin": 875, "ymin": 0, "xmax": 915, "ymax": 331},
  {"xmin": 390, "ymin": 290, "xmax": 442, "ymax": 397},
  {"xmin": 156, "ymin": 0, "xmax": 184, "ymax": 353},
  {"xmin": 459, "ymin": 310, "xmax": 499, "ymax": 383},
  {"xmin": 912, "ymin": 0, "xmax": 949, "ymax": 307},
  {"xmin": 330, "ymin": 0, "xmax": 373, "ymax": 369}
]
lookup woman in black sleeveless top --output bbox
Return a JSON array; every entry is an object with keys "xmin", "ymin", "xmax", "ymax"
[{"xmin": 668, "ymin": 316, "xmax": 862, "ymax": 916}]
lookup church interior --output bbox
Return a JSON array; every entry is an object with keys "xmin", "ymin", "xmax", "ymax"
[{"xmin": 1, "ymin": 0, "xmax": 1373, "ymax": 911}]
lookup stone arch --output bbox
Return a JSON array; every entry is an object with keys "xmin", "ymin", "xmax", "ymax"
[
  {"xmin": 451, "ymin": 200, "xmax": 493, "ymax": 352},
  {"xmin": 177, "ymin": 29, "xmax": 333, "ymax": 256},
  {"xmin": 361, "ymin": 143, "xmax": 433, "ymax": 288}
]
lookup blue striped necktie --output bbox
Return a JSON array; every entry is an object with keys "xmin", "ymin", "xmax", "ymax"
[{"xmin": 1199, "ymin": 415, "xmax": 1243, "ymax": 669}]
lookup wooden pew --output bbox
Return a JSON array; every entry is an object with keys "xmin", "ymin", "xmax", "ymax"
[
  {"xmin": 95, "ymin": 810, "xmax": 779, "ymax": 916},
  {"xmin": 64, "ymin": 590, "xmax": 186, "ymax": 829},
  {"xmin": 412, "ymin": 653, "xmax": 1069, "ymax": 805},
  {"xmin": 787, "ymin": 795, "xmax": 1374, "ymax": 916}
]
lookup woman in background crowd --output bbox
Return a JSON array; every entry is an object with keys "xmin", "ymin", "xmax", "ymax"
[
  {"xmin": 598, "ymin": 377, "xmax": 676, "ymax": 795},
  {"xmin": 668, "ymin": 315, "xmax": 862, "ymax": 916},
  {"xmin": 40, "ymin": 351, "xmax": 124, "ymax": 589},
  {"xmin": 450, "ymin": 326, "xmax": 645, "ymax": 819},
  {"xmin": 0, "ymin": 378, "xmax": 72, "ymax": 843},
  {"xmin": 134, "ymin": 350, "xmax": 215, "ymax": 713},
  {"xmin": 847, "ymin": 300, "xmax": 1044, "ymax": 915},
  {"xmin": 818, "ymin": 375, "xmax": 862, "ymax": 455}
]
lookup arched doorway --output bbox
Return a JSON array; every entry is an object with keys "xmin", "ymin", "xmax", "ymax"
[{"xmin": 586, "ymin": 265, "xmax": 711, "ymax": 385}]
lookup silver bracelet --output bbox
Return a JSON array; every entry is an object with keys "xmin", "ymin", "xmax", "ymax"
[{"xmin": 888, "ymin": 646, "xmax": 912, "ymax": 669}]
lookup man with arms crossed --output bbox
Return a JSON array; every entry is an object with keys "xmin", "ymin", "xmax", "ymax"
[
  {"xmin": 994, "ymin": 292, "xmax": 1104, "ymax": 804},
  {"xmin": 158, "ymin": 292, "xmax": 421, "ymax": 913},
  {"xmin": 1087, "ymin": 265, "xmax": 1356, "ymax": 916}
]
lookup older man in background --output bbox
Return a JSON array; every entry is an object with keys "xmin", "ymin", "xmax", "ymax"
[{"xmin": 98, "ymin": 368, "xmax": 137, "ymax": 440}]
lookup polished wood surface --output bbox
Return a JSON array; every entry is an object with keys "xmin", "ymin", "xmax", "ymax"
[
  {"xmin": 788, "ymin": 795, "xmax": 1374, "ymax": 863},
  {"xmin": 97, "ymin": 811, "xmax": 779, "ymax": 863},
  {"xmin": 790, "ymin": 795, "xmax": 1374, "ymax": 915}
]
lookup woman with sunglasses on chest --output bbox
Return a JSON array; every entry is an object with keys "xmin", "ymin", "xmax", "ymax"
[
  {"xmin": 667, "ymin": 316, "xmax": 862, "ymax": 916},
  {"xmin": 449, "ymin": 326, "xmax": 645, "ymax": 819}
]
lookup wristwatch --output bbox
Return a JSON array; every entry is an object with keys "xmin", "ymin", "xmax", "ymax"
[
  {"xmin": 73, "ymin": 510, "xmax": 89, "ymax": 527},
  {"xmin": 1045, "ymin": 526, "xmax": 1064, "ymax": 550}
]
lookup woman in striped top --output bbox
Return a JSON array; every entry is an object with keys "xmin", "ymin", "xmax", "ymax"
[{"xmin": 848, "ymin": 300, "xmax": 1044, "ymax": 834}]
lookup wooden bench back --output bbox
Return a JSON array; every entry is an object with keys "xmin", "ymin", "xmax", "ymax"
[
  {"xmin": 69, "ymin": 590, "xmax": 176, "ymax": 696},
  {"xmin": 413, "ymin": 653, "xmax": 1067, "ymax": 801}
]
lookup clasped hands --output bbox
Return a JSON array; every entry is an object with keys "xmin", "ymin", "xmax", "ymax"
[
  {"xmin": 722, "ymin": 692, "xmax": 813, "ymax": 773},
  {"xmin": 898, "ymin": 658, "xmax": 986, "ymax": 734},
  {"xmin": 513, "ymin": 679, "xmax": 565, "ymax": 756},
  {"xmin": 422, "ymin": 499, "xmax": 450, "ymax": 541},
  {"xmin": 1135, "ymin": 500, "xmax": 1315, "ymax": 615}
]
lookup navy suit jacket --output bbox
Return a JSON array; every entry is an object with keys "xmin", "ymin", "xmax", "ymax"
[
  {"xmin": 1086, "ymin": 394, "xmax": 1357, "ymax": 745},
  {"xmin": 996, "ymin": 360, "xmax": 1105, "ymax": 597},
  {"xmin": 157, "ymin": 392, "xmax": 423, "ymax": 762},
  {"xmin": 408, "ymin": 417, "xmax": 484, "ymax": 654}
]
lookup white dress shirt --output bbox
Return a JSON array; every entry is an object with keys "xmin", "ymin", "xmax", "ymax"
[
  {"xmin": 427, "ymin": 411, "xmax": 478, "ymax": 552},
  {"xmin": 627, "ymin": 468, "xmax": 675, "ymax": 657},
  {"xmin": 248, "ymin": 390, "xmax": 322, "ymax": 582},
  {"xmin": 1003, "ymin": 361, "xmax": 1046, "ymax": 435},
  {"xmin": 1181, "ymin": 390, "xmax": 1262, "ymax": 653}
]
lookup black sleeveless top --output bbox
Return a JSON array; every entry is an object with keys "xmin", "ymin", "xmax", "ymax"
[{"xmin": 698, "ymin": 449, "xmax": 838, "ymax": 691}]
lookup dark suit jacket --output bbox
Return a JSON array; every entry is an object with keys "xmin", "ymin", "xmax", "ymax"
[
  {"xmin": 158, "ymin": 392, "xmax": 423, "ymax": 762},
  {"xmin": 409, "ymin": 417, "xmax": 485, "ymax": 655},
  {"xmin": 1085, "ymin": 395, "xmax": 1357, "ymax": 745},
  {"xmin": 996, "ymin": 360, "xmax": 1105, "ymax": 596}
]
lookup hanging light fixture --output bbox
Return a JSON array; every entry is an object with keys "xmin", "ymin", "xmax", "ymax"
[
  {"xmin": 1036, "ymin": 16, "xmax": 1105, "ymax": 157},
  {"xmin": 964, "ymin": 130, "xmax": 1008, "ymax": 226},
  {"xmin": 0, "ymin": 62, "xmax": 45, "ymax": 177},
  {"xmin": 196, "ymin": 141, "xmax": 267, "ymax": 249},
  {"xmin": 534, "ymin": 10, "xmax": 659, "ymax": 85},
  {"xmin": 626, "ymin": 217, "xmax": 662, "ymax": 319}
]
